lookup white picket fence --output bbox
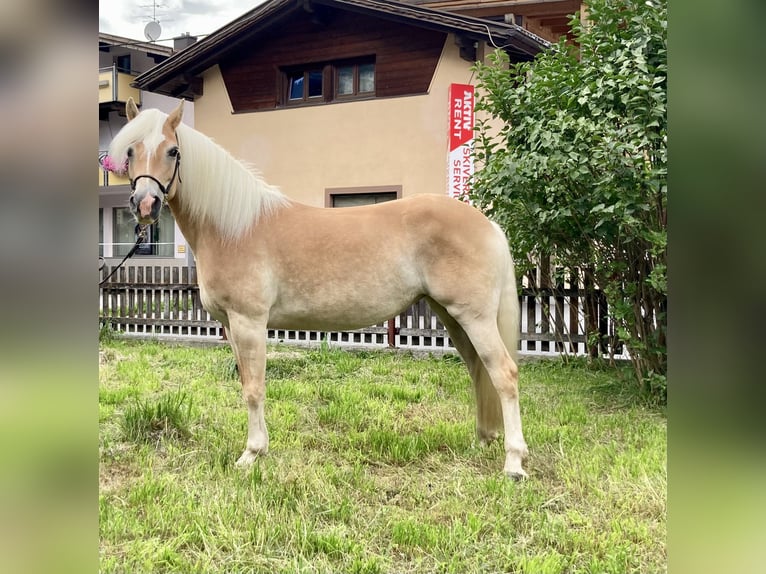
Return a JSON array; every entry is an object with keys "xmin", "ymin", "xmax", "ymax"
[{"xmin": 99, "ymin": 264, "xmax": 628, "ymax": 358}]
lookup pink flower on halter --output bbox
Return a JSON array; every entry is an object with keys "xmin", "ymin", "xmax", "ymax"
[{"xmin": 100, "ymin": 154, "xmax": 128, "ymax": 175}]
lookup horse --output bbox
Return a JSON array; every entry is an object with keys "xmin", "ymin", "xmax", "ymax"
[{"xmin": 105, "ymin": 98, "xmax": 529, "ymax": 479}]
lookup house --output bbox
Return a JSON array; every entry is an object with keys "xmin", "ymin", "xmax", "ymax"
[
  {"xmin": 409, "ymin": 0, "xmax": 583, "ymax": 43},
  {"xmin": 129, "ymin": 0, "xmax": 576, "ymax": 215},
  {"xmin": 98, "ymin": 33, "xmax": 196, "ymax": 265}
]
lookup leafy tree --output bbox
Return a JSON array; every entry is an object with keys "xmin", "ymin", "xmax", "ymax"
[{"xmin": 471, "ymin": 0, "xmax": 666, "ymax": 397}]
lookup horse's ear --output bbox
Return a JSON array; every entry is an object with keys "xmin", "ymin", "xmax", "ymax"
[
  {"xmin": 166, "ymin": 99, "xmax": 185, "ymax": 131},
  {"xmin": 126, "ymin": 97, "xmax": 139, "ymax": 121}
]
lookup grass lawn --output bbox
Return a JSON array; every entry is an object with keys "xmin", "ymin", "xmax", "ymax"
[{"xmin": 99, "ymin": 339, "xmax": 666, "ymax": 573}]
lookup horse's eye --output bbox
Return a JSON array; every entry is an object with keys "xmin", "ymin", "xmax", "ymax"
[
  {"xmin": 168, "ymin": 147, "xmax": 179, "ymax": 158},
  {"xmin": 127, "ymin": 147, "xmax": 133, "ymax": 158}
]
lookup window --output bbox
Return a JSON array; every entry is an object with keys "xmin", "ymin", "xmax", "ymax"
[
  {"xmin": 112, "ymin": 207, "xmax": 135, "ymax": 257},
  {"xmin": 112, "ymin": 205, "xmax": 174, "ymax": 257},
  {"xmin": 282, "ymin": 58, "xmax": 375, "ymax": 106},
  {"xmin": 115, "ymin": 54, "xmax": 131, "ymax": 73},
  {"xmin": 332, "ymin": 192, "xmax": 397, "ymax": 208},
  {"xmin": 287, "ymin": 69, "xmax": 324, "ymax": 102},
  {"xmin": 336, "ymin": 62, "xmax": 375, "ymax": 98},
  {"xmin": 326, "ymin": 186, "xmax": 401, "ymax": 208}
]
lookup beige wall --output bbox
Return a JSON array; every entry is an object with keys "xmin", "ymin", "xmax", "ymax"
[{"xmin": 194, "ymin": 36, "xmax": 477, "ymax": 207}]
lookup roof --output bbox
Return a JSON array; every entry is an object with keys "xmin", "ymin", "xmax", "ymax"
[
  {"xmin": 98, "ymin": 32, "xmax": 175, "ymax": 57},
  {"xmin": 406, "ymin": 0, "xmax": 576, "ymax": 11},
  {"xmin": 133, "ymin": 0, "xmax": 550, "ymax": 96}
]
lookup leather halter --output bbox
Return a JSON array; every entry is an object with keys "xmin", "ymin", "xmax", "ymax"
[{"xmin": 130, "ymin": 149, "xmax": 181, "ymax": 196}]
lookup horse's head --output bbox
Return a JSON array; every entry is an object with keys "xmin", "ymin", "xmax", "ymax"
[{"xmin": 108, "ymin": 98, "xmax": 185, "ymax": 224}]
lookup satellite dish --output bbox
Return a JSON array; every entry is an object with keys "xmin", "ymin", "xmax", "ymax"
[{"xmin": 144, "ymin": 20, "xmax": 161, "ymax": 42}]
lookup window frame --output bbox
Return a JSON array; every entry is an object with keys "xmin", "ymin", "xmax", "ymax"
[
  {"xmin": 115, "ymin": 54, "xmax": 131, "ymax": 73},
  {"xmin": 111, "ymin": 205, "xmax": 175, "ymax": 258},
  {"xmin": 325, "ymin": 185, "xmax": 402, "ymax": 208},
  {"xmin": 285, "ymin": 67, "xmax": 326, "ymax": 104},
  {"xmin": 335, "ymin": 60, "xmax": 376, "ymax": 100},
  {"xmin": 280, "ymin": 57, "xmax": 376, "ymax": 107}
]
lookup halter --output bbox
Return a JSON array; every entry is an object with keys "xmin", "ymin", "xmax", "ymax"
[{"xmin": 130, "ymin": 148, "xmax": 181, "ymax": 197}]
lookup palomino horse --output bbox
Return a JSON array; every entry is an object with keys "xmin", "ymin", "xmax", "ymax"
[{"xmin": 106, "ymin": 98, "xmax": 529, "ymax": 478}]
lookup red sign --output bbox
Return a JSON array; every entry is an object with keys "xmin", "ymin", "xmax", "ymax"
[{"xmin": 447, "ymin": 83, "xmax": 475, "ymax": 200}]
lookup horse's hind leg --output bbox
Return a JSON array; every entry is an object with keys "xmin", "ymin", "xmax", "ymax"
[
  {"xmin": 426, "ymin": 298, "xmax": 502, "ymax": 443},
  {"xmin": 457, "ymin": 315, "xmax": 528, "ymax": 479},
  {"xmin": 227, "ymin": 313, "xmax": 269, "ymax": 467}
]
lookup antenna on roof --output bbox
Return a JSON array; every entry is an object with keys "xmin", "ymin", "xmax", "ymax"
[{"xmin": 140, "ymin": 1, "xmax": 165, "ymax": 41}]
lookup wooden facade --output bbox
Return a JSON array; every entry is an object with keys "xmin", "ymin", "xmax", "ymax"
[
  {"xmin": 134, "ymin": 0, "xmax": 547, "ymax": 100},
  {"xmin": 220, "ymin": 9, "xmax": 447, "ymax": 112}
]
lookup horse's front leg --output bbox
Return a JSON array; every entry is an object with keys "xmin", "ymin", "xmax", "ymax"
[{"xmin": 227, "ymin": 313, "xmax": 269, "ymax": 467}]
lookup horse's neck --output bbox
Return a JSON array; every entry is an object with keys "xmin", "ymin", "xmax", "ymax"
[
  {"xmin": 167, "ymin": 194, "xmax": 202, "ymax": 255},
  {"xmin": 166, "ymin": 189, "xmax": 273, "ymax": 258},
  {"xmin": 167, "ymin": 178, "xmax": 293, "ymax": 260}
]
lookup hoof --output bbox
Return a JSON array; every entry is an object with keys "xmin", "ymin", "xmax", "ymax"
[
  {"xmin": 503, "ymin": 450, "xmax": 528, "ymax": 480},
  {"xmin": 235, "ymin": 448, "xmax": 263, "ymax": 468},
  {"xmin": 505, "ymin": 469, "xmax": 529, "ymax": 481}
]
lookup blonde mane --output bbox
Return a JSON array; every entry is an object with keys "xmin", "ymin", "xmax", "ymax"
[{"xmin": 109, "ymin": 109, "xmax": 290, "ymax": 241}]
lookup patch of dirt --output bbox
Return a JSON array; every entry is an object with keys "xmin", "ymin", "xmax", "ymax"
[
  {"xmin": 99, "ymin": 348, "xmax": 127, "ymax": 366},
  {"xmin": 99, "ymin": 461, "xmax": 140, "ymax": 493},
  {"xmin": 267, "ymin": 350, "xmax": 306, "ymax": 360}
]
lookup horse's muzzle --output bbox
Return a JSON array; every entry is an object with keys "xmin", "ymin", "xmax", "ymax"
[{"xmin": 130, "ymin": 190, "xmax": 163, "ymax": 223}]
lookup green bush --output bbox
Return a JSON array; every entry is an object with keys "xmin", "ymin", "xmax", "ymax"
[{"xmin": 472, "ymin": 0, "xmax": 666, "ymax": 398}]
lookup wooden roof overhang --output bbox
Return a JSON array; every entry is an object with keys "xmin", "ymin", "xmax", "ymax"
[
  {"xmin": 98, "ymin": 32, "xmax": 175, "ymax": 58},
  {"xmin": 132, "ymin": 0, "xmax": 550, "ymax": 100},
  {"xmin": 410, "ymin": 0, "xmax": 582, "ymax": 39}
]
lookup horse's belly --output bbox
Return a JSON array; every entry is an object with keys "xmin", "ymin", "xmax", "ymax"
[{"xmin": 267, "ymin": 285, "xmax": 420, "ymax": 331}]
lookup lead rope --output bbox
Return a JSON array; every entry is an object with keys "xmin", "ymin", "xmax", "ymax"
[{"xmin": 99, "ymin": 224, "xmax": 149, "ymax": 286}]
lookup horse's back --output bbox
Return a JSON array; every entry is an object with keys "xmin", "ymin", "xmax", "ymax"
[
  {"xmin": 347, "ymin": 194, "xmax": 502, "ymax": 249},
  {"xmin": 270, "ymin": 194, "xmax": 504, "ymax": 269}
]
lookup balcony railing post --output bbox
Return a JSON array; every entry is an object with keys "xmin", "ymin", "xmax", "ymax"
[{"xmin": 112, "ymin": 64, "xmax": 117, "ymax": 102}]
